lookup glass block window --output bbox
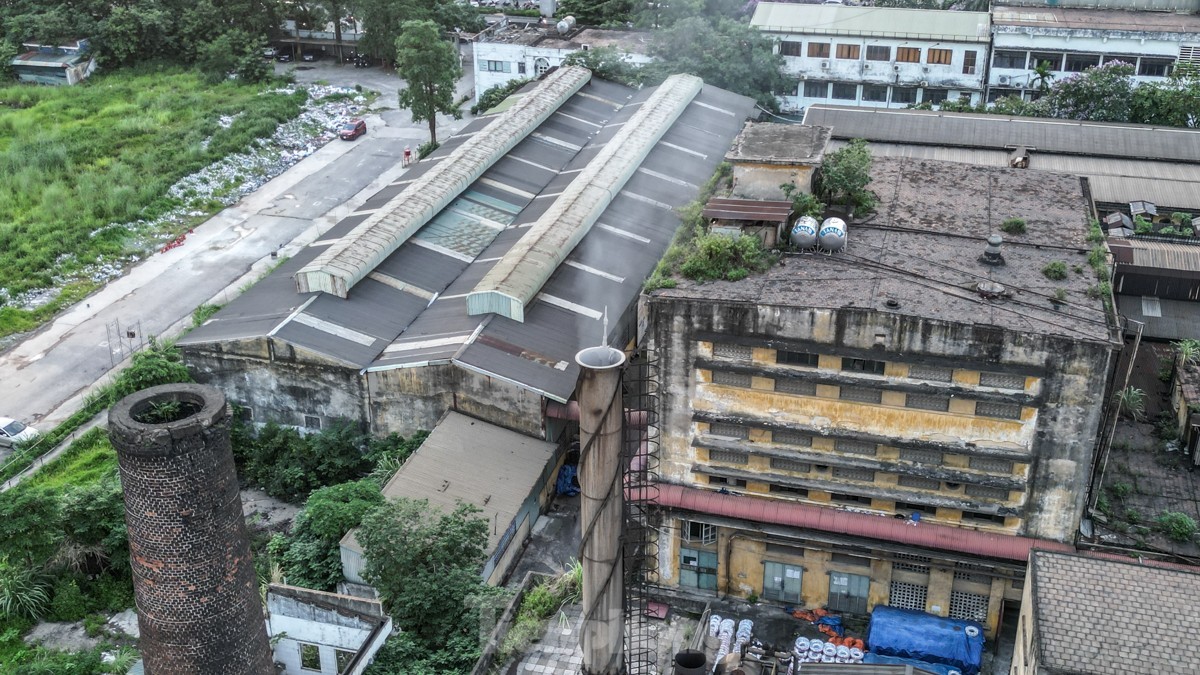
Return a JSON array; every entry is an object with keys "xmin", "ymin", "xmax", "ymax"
[
  {"xmin": 770, "ymin": 457, "xmax": 811, "ymax": 473},
  {"xmin": 833, "ymin": 466, "xmax": 876, "ymax": 482},
  {"xmin": 965, "ymin": 484, "xmax": 1010, "ymax": 501},
  {"xmin": 778, "ymin": 350, "xmax": 819, "ymax": 367},
  {"xmin": 975, "ymin": 401, "xmax": 1022, "ymax": 420},
  {"xmin": 776, "ymin": 378, "xmax": 817, "ymax": 396},
  {"xmin": 888, "ymin": 581, "xmax": 928, "ymax": 611},
  {"xmin": 979, "ymin": 372, "xmax": 1026, "ymax": 390},
  {"xmin": 709, "ymin": 449, "xmax": 749, "ymax": 465},
  {"xmin": 842, "ymin": 357, "xmax": 886, "ymax": 375},
  {"xmin": 969, "ymin": 456, "xmax": 1014, "ymax": 474},
  {"xmin": 763, "ymin": 561, "xmax": 803, "ymax": 603},
  {"xmin": 905, "ymin": 393, "xmax": 950, "ymax": 412},
  {"xmin": 712, "ymin": 370, "xmax": 752, "ymax": 388},
  {"xmin": 681, "ymin": 520, "xmax": 717, "ymax": 545},
  {"xmin": 892, "ymin": 553, "xmax": 931, "ymax": 574},
  {"xmin": 908, "ymin": 364, "xmax": 953, "ymax": 382},
  {"xmin": 709, "ymin": 423, "xmax": 748, "ymax": 439},
  {"xmin": 898, "ymin": 475, "xmax": 940, "ymax": 490},
  {"xmin": 836, "ymin": 439, "xmax": 877, "ymax": 456},
  {"xmin": 713, "ymin": 342, "xmax": 753, "ymax": 359},
  {"xmin": 899, "ymin": 447, "xmax": 942, "ymax": 464},
  {"xmin": 774, "ymin": 430, "xmax": 812, "ymax": 447},
  {"xmin": 839, "ymin": 386, "xmax": 882, "ymax": 404},
  {"xmin": 949, "ymin": 591, "xmax": 990, "ymax": 623},
  {"xmin": 770, "ymin": 484, "xmax": 810, "ymax": 498}
]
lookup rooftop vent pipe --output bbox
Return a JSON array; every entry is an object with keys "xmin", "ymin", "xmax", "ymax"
[
  {"xmin": 979, "ymin": 233, "xmax": 1005, "ymax": 266},
  {"xmin": 575, "ymin": 345, "xmax": 627, "ymax": 674}
]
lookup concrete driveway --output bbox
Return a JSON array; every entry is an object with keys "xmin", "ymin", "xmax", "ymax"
[{"xmin": 0, "ymin": 51, "xmax": 477, "ymax": 436}]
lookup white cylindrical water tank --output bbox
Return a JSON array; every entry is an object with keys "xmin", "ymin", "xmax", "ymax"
[
  {"xmin": 565, "ymin": 15, "xmax": 577, "ymax": 29},
  {"xmin": 818, "ymin": 217, "xmax": 847, "ymax": 252},
  {"xmin": 556, "ymin": 20, "xmax": 570, "ymax": 34},
  {"xmin": 789, "ymin": 215, "xmax": 819, "ymax": 248}
]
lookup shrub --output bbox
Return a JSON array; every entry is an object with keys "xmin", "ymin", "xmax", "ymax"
[
  {"xmin": 1156, "ymin": 511, "xmax": 1197, "ymax": 542},
  {"xmin": 471, "ymin": 79, "xmax": 531, "ymax": 115},
  {"xmin": 1042, "ymin": 261, "xmax": 1068, "ymax": 280},
  {"xmin": 1176, "ymin": 339, "xmax": 1200, "ymax": 366},
  {"xmin": 47, "ymin": 577, "xmax": 89, "ymax": 622},
  {"xmin": 1000, "ymin": 218, "xmax": 1026, "ymax": 235},
  {"xmin": 679, "ymin": 234, "xmax": 774, "ymax": 283},
  {"xmin": 1109, "ymin": 482, "xmax": 1132, "ymax": 500},
  {"xmin": 191, "ymin": 303, "xmax": 222, "ymax": 327},
  {"xmin": 0, "ymin": 557, "xmax": 51, "ymax": 619},
  {"xmin": 417, "ymin": 140, "xmax": 439, "ymax": 159},
  {"xmin": 817, "ymin": 138, "xmax": 875, "ymax": 214},
  {"xmin": 1114, "ymin": 386, "xmax": 1146, "ymax": 421}
]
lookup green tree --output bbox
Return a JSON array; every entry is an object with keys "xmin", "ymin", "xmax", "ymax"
[
  {"xmin": 1030, "ymin": 59, "xmax": 1055, "ymax": 94},
  {"xmin": 394, "ymin": 19, "xmax": 462, "ymax": 147},
  {"xmin": 563, "ymin": 46, "xmax": 640, "ymax": 87},
  {"xmin": 357, "ymin": 498, "xmax": 496, "ymax": 648},
  {"xmin": 646, "ymin": 17, "xmax": 785, "ymax": 110},
  {"xmin": 818, "ymin": 138, "xmax": 875, "ymax": 213},
  {"xmin": 1131, "ymin": 62, "xmax": 1200, "ymax": 128},
  {"xmin": 270, "ymin": 480, "xmax": 384, "ymax": 590},
  {"xmin": 557, "ymin": 0, "xmax": 635, "ymax": 27},
  {"xmin": 108, "ymin": 337, "xmax": 192, "ymax": 401},
  {"xmin": 99, "ymin": 4, "xmax": 173, "ymax": 66}
]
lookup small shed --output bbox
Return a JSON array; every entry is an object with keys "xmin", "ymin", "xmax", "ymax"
[
  {"xmin": 724, "ymin": 122, "xmax": 831, "ymax": 200},
  {"xmin": 702, "ymin": 197, "xmax": 793, "ymax": 248},
  {"xmin": 340, "ymin": 411, "xmax": 559, "ymax": 586},
  {"xmin": 12, "ymin": 39, "xmax": 96, "ymax": 85}
]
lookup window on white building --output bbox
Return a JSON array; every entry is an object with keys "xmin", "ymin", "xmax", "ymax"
[
  {"xmin": 534, "ymin": 57, "xmax": 550, "ymax": 75},
  {"xmin": 1138, "ymin": 57, "xmax": 1173, "ymax": 77},
  {"xmin": 992, "ymin": 50, "xmax": 1026, "ymax": 69},
  {"xmin": 962, "ymin": 50, "xmax": 977, "ymax": 75},
  {"xmin": 866, "ymin": 45, "xmax": 890, "ymax": 61},
  {"xmin": 803, "ymin": 81, "xmax": 828, "ymax": 98},
  {"xmin": 836, "ymin": 44, "xmax": 860, "ymax": 60},
  {"xmin": 518, "ymin": 61, "xmax": 526, "ymax": 74},
  {"xmin": 896, "ymin": 47, "xmax": 920, "ymax": 63},
  {"xmin": 780, "ymin": 41, "xmax": 802, "ymax": 57},
  {"xmin": 299, "ymin": 643, "xmax": 321, "ymax": 671},
  {"xmin": 1030, "ymin": 52, "xmax": 1063, "ymax": 70},
  {"xmin": 831, "ymin": 82, "xmax": 857, "ymax": 100},
  {"xmin": 927, "ymin": 48, "xmax": 952, "ymax": 65},
  {"xmin": 1064, "ymin": 53, "xmax": 1100, "ymax": 72},
  {"xmin": 482, "ymin": 60, "xmax": 511, "ymax": 73},
  {"xmin": 808, "ymin": 43, "xmax": 831, "ymax": 58},
  {"xmin": 862, "ymin": 84, "xmax": 888, "ymax": 102},
  {"xmin": 891, "ymin": 87, "xmax": 917, "ymax": 104}
]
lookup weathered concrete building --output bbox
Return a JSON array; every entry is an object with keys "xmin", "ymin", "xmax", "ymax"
[
  {"xmin": 643, "ymin": 153, "xmax": 1119, "ymax": 637},
  {"xmin": 751, "ymin": 3, "xmax": 991, "ymax": 112},
  {"xmin": 988, "ymin": 6, "xmax": 1200, "ymax": 102},
  {"xmin": 178, "ymin": 67, "xmax": 754, "ymax": 443},
  {"xmin": 1012, "ymin": 550, "xmax": 1200, "ymax": 674},
  {"xmin": 266, "ymin": 584, "xmax": 391, "ymax": 675}
]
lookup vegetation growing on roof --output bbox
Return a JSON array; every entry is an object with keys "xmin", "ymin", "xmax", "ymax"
[
  {"xmin": 472, "ymin": 78, "xmax": 532, "ymax": 115},
  {"xmin": 1042, "ymin": 261, "xmax": 1068, "ymax": 281},
  {"xmin": 1001, "ymin": 218, "xmax": 1027, "ymax": 235},
  {"xmin": 816, "ymin": 139, "xmax": 876, "ymax": 215}
]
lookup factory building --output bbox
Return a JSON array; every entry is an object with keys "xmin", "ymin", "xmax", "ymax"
[{"xmin": 642, "ymin": 145, "xmax": 1120, "ymax": 637}]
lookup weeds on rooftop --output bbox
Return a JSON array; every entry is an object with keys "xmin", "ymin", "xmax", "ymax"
[{"xmin": 1000, "ymin": 218, "xmax": 1026, "ymax": 235}]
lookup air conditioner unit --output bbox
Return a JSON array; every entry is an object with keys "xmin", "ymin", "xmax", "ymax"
[
  {"xmin": 892, "ymin": 64, "xmax": 900, "ymax": 72},
  {"xmin": 922, "ymin": 65, "xmax": 931, "ymax": 73},
  {"xmin": 821, "ymin": 60, "xmax": 830, "ymax": 69},
  {"xmin": 998, "ymin": 75, "xmax": 1011, "ymax": 85},
  {"xmin": 919, "ymin": 80, "xmax": 928, "ymax": 87},
  {"xmin": 864, "ymin": 63, "xmax": 872, "ymax": 70}
]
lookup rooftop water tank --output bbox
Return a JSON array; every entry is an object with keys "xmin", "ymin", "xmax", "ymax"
[
  {"xmin": 818, "ymin": 217, "xmax": 847, "ymax": 252},
  {"xmin": 790, "ymin": 215, "xmax": 819, "ymax": 248}
]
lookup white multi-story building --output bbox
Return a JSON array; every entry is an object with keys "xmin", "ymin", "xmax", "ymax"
[
  {"xmin": 750, "ymin": 3, "xmax": 991, "ymax": 113},
  {"xmin": 471, "ymin": 18, "xmax": 652, "ymax": 101},
  {"xmin": 988, "ymin": 6, "xmax": 1200, "ymax": 101}
]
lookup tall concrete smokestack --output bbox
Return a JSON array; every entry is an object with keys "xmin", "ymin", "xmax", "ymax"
[
  {"xmin": 575, "ymin": 346, "xmax": 627, "ymax": 675},
  {"xmin": 109, "ymin": 383, "xmax": 274, "ymax": 675}
]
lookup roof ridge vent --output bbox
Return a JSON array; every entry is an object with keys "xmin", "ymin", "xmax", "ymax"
[
  {"xmin": 979, "ymin": 233, "xmax": 1005, "ymax": 266},
  {"xmin": 293, "ymin": 66, "xmax": 592, "ymax": 297},
  {"xmin": 465, "ymin": 73, "xmax": 704, "ymax": 322}
]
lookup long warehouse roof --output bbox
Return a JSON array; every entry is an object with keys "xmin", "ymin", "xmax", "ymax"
[{"xmin": 179, "ymin": 71, "xmax": 755, "ymax": 402}]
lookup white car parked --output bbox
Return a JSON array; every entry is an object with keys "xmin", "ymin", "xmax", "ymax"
[{"xmin": 0, "ymin": 417, "xmax": 39, "ymax": 448}]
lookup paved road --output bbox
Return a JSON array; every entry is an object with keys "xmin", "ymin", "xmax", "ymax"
[{"xmin": 0, "ymin": 54, "xmax": 477, "ymax": 437}]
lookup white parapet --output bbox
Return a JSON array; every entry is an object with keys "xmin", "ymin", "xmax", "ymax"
[{"xmin": 294, "ymin": 66, "xmax": 593, "ymax": 297}]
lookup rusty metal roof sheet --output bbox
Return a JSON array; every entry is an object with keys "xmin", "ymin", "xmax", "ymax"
[
  {"xmin": 702, "ymin": 198, "xmax": 793, "ymax": 222},
  {"xmin": 1108, "ymin": 238, "xmax": 1200, "ymax": 272}
]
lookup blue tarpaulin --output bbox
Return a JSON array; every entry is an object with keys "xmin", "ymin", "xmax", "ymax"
[
  {"xmin": 866, "ymin": 606, "xmax": 984, "ymax": 675},
  {"xmin": 555, "ymin": 464, "xmax": 579, "ymax": 496},
  {"xmin": 862, "ymin": 652, "xmax": 962, "ymax": 675}
]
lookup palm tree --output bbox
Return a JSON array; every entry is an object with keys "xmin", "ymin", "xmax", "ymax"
[{"xmin": 1031, "ymin": 61, "xmax": 1054, "ymax": 94}]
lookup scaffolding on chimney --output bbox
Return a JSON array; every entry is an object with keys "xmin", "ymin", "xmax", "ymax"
[{"xmin": 622, "ymin": 350, "xmax": 661, "ymax": 674}]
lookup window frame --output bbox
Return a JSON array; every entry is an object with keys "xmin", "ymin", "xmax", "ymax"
[
  {"xmin": 842, "ymin": 357, "xmax": 886, "ymax": 375},
  {"xmin": 896, "ymin": 47, "xmax": 921, "ymax": 63},
  {"xmin": 1064, "ymin": 53, "xmax": 1100, "ymax": 72},
  {"xmin": 1030, "ymin": 52, "xmax": 1064, "ymax": 71},
  {"xmin": 780, "ymin": 40, "xmax": 803, "ymax": 57},
  {"xmin": 1138, "ymin": 57, "xmax": 1173, "ymax": 77},
  {"xmin": 836, "ymin": 44, "xmax": 861, "ymax": 60},
  {"xmin": 962, "ymin": 50, "xmax": 977, "ymax": 74},
  {"xmin": 927, "ymin": 48, "xmax": 952, "ymax": 66},
  {"xmin": 865, "ymin": 45, "xmax": 890, "ymax": 62},
  {"xmin": 827, "ymin": 570, "xmax": 871, "ymax": 614},
  {"xmin": 682, "ymin": 520, "xmax": 717, "ymax": 546},
  {"xmin": 803, "ymin": 81, "xmax": 828, "ymax": 98},
  {"xmin": 808, "ymin": 43, "xmax": 831, "ymax": 58},
  {"xmin": 862, "ymin": 84, "xmax": 888, "ymax": 102},
  {"xmin": 299, "ymin": 643, "xmax": 322, "ymax": 672},
  {"xmin": 763, "ymin": 561, "xmax": 804, "ymax": 603},
  {"xmin": 831, "ymin": 82, "xmax": 858, "ymax": 100},
  {"xmin": 680, "ymin": 547, "xmax": 718, "ymax": 590},
  {"xmin": 992, "ymin": 50, "xmax": 1026, "ymax": 69},
  {"xmin": 778, "ymin": 350, "xmax": 819, "ymax": 367}
]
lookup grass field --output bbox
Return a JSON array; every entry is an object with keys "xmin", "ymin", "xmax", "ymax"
[{"xmin": 0, "ymin": 65, "xmax": 307, "ymax": 337}]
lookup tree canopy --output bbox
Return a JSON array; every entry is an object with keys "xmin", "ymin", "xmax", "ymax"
[
  {"xmin": 269, "ymin": 479, "xmax": 384, "ymax": 591},
  {"xmin": 646, "ymin": 17, "xmax": 785, "ymax": 110},
  {"xmin": 394, "ymin": 19, "xmax": 462, "ymax": 147}
]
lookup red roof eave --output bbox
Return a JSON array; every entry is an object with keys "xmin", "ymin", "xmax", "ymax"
[{"xmin": 649, "ymin": 484, "xmax": 1074, "ymax": 562}]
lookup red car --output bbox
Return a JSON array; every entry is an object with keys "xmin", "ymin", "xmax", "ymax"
[{"xmin": 339, "ymin": 119, "xmax": 366, "ymax": 141}]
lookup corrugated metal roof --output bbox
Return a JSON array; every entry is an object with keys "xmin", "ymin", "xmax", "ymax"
[
  {"xmin": 294, "ymin": 66, "xmax": 592, "ymax": 297},
  {"xmin": 751, "ymin": 3, "xmax": 990, "ymax": 41},
  {"xmin": 703, "ymin": 198, "xmax": 793, "ymax": 222},
  {"xmin": 808, "ymin": 104, "xmax": 1200, "ymax": 164},
  {"xmin": 466, "ymin": 73, "xmax": 704, "ymax": 323},
  {"xmin": 340, "ymin": 411, "xmax": 555, "ymax": 555},
  {"xmin": 651, "ymin": 483, "xmax": 1074, "ymax": 562},
  {"xmin": 1116, "ymin": 294, "xmax": 1200, "ymax": 341},
  {"xmin": 992, "ymin": 5, "xmax": 1200, "ymax": 32},
  {"xmin": 1109, "ymin": 238, "xmax": 1200, "ymax": 272}
]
